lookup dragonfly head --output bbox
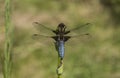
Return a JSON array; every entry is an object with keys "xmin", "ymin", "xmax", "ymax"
[
  {"xmin": 58, "ymin": 23, "xmax": 65, "ymax": 27},
  {"xmin": 58, "ymin": 23, "xmax": 66, "ymax": 32}
]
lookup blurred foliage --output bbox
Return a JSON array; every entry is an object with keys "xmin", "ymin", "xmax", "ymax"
[
  {"xmin": 100, "ymin": 0, "xmax": 120, "ymax": 26},
  {"xmin": 0, "ymin": 0, "xmax": 120, "ymax": 78}
]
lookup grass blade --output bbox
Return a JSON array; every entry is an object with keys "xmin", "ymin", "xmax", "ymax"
[{"xmin": 3, "ymin": 0, "xmax": 13, "ymax": 78}]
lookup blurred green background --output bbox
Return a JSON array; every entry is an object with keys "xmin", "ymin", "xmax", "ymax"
[{"xmin": 0, "ymin": 0, "xmax": 120, "ymax": 78}]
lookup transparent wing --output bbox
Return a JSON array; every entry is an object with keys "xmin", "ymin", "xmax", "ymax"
[
  {"xmin": 32, "ymin": 33, "xmax": 55, "ymax": 45},
  {"xmin": 32, "ymin": 34, "xmax": 52, "ymax": 39},
  {"xmin": 66, "ymin": 23, "xmax": 91, "ymax": 36},
  {"xmin": 65, "ymin": 33, "xmax": 92, "ymax": 47},
  {"xmin": 65, "ymin": 23, "xmax": 92, "ymax": 47},
  {"xmin": 33, "ymin": 22, "xmax": 56, "ymax": 36}
]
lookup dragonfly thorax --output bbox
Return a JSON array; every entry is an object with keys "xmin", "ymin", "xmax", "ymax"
[{"xmin": 58, "ymin": 35, "xmax": 65, "ymax": 41}]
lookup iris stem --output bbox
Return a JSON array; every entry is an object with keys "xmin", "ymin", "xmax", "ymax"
[{"xmin": 57, "ymin": 56, "xmax": 63, "ymax": 78}]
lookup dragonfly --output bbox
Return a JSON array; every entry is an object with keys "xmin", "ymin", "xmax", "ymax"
[{"xmin": 33, "ymin": 22, "xmax": 91, "ymax": 60}]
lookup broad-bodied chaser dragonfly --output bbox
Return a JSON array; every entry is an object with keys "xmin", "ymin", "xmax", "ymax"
[{"xmin": 33, "ymin": 22, "xmax": 91, "ymax": 59}]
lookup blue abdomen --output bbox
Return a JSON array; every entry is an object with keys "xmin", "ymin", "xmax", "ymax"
[{"xmin": 58, "ymin": 41, "xmax": 64, "ymax": 59}]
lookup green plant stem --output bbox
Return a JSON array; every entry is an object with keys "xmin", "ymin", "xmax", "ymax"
[
  {"xmin": 57, "ymin": 57, "xmax": 63, "ymax": 78},
  {"xmin": 4, "ymin": 0, "xmax": 12, "ymax": 78}
]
